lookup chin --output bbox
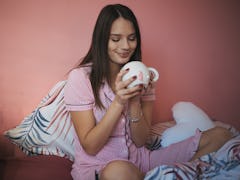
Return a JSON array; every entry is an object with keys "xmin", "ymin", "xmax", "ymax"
[
  {"xmin": 109, "ymin": 54, "xmax": 132, "ymax": 65},
  {"xmin": 114, "ymin": 58, "xmax": 130, "ymax": 65},
  {"xmin": 120, "ymin": 56, "xmax": 132, "ymax": 63}
]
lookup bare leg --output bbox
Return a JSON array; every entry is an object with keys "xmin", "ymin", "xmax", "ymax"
[
  {"xmin": 191, "ymin": 127, "xmax": 232, "ymax": 160},
  {"xmin": 100, "ymin": 160, "xmax": 144, "ymax": 180}
]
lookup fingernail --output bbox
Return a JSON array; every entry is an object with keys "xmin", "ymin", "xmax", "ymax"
[
  {"xmin": 126, "ymin": 68, "xmax": 130, "ymax": 71},
  {"xmin": 133, "ymin": 76, "xmax": 137, "ymax": 79}
]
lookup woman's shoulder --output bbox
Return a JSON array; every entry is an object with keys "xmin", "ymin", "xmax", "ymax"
[
  {"xmin": 69, "ymin": 64, "xmax": 92, "ymax": 78},
  {"xmin": 66, "ymin": 64, "xmax": 93, "ymax": 91}
]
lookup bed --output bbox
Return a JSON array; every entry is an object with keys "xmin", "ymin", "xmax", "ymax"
[
  {"xmin": 1, "ymin": 121, "xmax": 240, "ymax": 180},
  {"xmin": 2, "ymin": 81, "xmax": 240, "ymax": 179}
]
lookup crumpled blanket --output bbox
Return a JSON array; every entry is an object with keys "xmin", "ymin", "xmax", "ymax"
[{"xmin": 145, "ymin": 134, "xmax": 240, "ymax": 180}]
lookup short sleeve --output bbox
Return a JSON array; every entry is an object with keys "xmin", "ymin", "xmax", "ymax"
[
  {"xmin": 141, "ymin": 88, "xmax": 156, "ymax": 101},
  {"xmin": 64, "ymin": 68, "xmax": 94, "ymax": 111}
]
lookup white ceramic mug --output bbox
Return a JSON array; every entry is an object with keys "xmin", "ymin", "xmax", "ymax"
[{"xmin": 121, "ymin": 61, "xmax": 159, "ymax": 88}]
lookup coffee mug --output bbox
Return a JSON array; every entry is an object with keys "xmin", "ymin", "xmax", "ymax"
[{"xmin": 121, "ymin": 61, "xmax": 159, "ymax": 88}]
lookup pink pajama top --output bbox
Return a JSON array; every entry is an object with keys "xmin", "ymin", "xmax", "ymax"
[{"xmin": 64, "ymin": 65, "xmax": 156, "ymax": 179}]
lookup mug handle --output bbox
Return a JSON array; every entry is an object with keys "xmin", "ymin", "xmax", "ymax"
[{"xmin": 148, "ymin": 67, "xmax": 159, "ymax": 82}]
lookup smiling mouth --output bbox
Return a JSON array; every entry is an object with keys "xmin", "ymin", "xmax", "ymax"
[{"xmin": 118, "ymin": 52, "xmax": 130, "ymax": 58}]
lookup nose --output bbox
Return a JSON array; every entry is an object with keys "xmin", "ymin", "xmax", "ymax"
[{"xmin": 120, "ymin": 38, "xmax": 130, "ymax": 50}]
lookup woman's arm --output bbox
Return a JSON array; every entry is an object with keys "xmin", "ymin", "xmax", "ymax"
[
  {"xmin": 129, "ymin": 97, "xmax": 153, "ymax": 147},
  {"xmin": 70, "ymin": 100, "xmax": 124, "ymax": 155}
]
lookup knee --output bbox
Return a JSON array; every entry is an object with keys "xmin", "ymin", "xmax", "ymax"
[
  {"xmin": 200, "ymin": 127, "xmax": 232, "ymax": 148},
  {"xmin": 213, "ymin": 127, "xmax": 232, "ymax": 142},
  {"xmin": 206, "ymin": 127, "xmax": 232, "ymax": 146},
  {"xmin": 100, "ymin": 160, "xmax": 144, "ymax": 180}
]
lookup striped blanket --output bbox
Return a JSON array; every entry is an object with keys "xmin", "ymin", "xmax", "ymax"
[{"xmin": 145, "ymin": 133, "xmax": 240, "ymax": 179}]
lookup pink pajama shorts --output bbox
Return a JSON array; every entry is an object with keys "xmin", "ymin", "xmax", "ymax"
[
  {"xmin": 71, "ymin": 130, "xmax": 202, "ymax": 179},
  {"xmin": 149, "ymin": 129, "xmax": 202, "ymax": 170}
]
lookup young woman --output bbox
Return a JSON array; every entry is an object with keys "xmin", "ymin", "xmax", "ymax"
[{"xmin": 64, "ymin": 4, "xmax": 232, "ymax": 180}]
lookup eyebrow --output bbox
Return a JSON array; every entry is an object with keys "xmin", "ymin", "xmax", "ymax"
[{"xmin": 110, "ymin": 33, "xmax": 136, "ymax": 37}]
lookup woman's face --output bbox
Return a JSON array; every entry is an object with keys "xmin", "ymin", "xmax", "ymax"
[{"xmin": 108, "ymin": 17, "xmax": 137, "ymax": 65}]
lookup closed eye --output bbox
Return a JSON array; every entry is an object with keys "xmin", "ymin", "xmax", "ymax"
[
  {"xmin": 111, "ymin": 38, "xmax": 120, "ymax": 42},
  {"xmin": 109, "ymin": 34, "xmax": 136, "ymax": 42},
  {"xmin": 110, "ymin": 34, "xmax": 120, "ymax": 42},
  {"xmin": 128, "ymin": 34, "xmax": 136, "ymax": 41}
]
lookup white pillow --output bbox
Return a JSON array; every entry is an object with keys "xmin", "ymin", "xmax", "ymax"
[{"xmin": 161, "ymin": 101, "xmax": 215, "ymax": 147}]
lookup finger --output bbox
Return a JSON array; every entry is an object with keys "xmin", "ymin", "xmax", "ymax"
[
  {"xmin": 116, "ymin": 75, "xmax": 137, "ymax": 90},
  {"xmin": 119, "ymin": 90, "xmax": 141, "ymax": 100},
  {"xmin": 117, "ymin": 84, "xmax": 142, "ymax": 99},
  {"xmin": 150, "ymin": 71, "xmax": 156, "ymax": 81},
  {"xmin": 123, "ymin": 86, "xmax": 143, "ymax": 100},
  {"xmin": 127, "ymin": 84, "xmax": 143, "ymax": 92},
  {"xmin": 115, "ymin": 68, "xmax": 129, "ymax": 83},
  {"xmin": 143, "ymin": 82, "xmax": 155, "ymax": 94}
]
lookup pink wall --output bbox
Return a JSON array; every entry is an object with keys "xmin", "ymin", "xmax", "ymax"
[{"xmin": 1, "ymin": 0, "xmax": 240, "ymax": 149}]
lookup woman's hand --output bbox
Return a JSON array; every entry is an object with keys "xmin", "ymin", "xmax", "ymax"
[
  {"xmin": 114, "ymin": 69, "xmax": 143, "ymax": 106},
  {"xmin": 140, "ymin": 72, "xmax": 157, "ymax": 95}
]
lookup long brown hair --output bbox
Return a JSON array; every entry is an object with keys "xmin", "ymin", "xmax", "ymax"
[{"xmin": 78, "ymin": 4, "xmax": 142, "ymax": 108}]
